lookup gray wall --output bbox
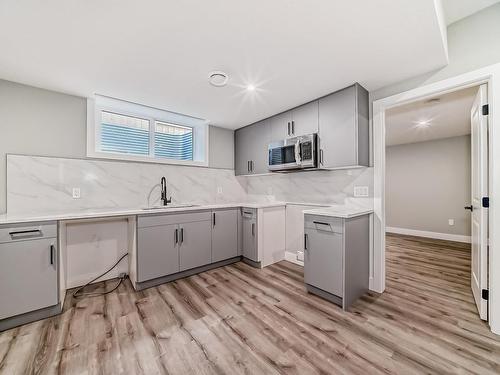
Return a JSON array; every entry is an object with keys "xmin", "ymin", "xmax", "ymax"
[
  {"xmin": 386, "ymin": 135, "xmax": 471, "ymax": 236},
  {"xmin": 371, "ymin": 3, "xmax": 500, "ymax": 103},
  {"xmin": 0, "ymin": 79, "xmax": 234, "ymax": 214}
]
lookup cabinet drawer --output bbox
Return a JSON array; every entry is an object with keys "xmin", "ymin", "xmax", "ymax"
[
  {"xmin": 0, "ymin": 221, "xmax": 57, "ymax": 244},
  {"xmin": 138, "ymin": 211, "xmax": 211, "ymax": 228},
  {"xmin": 304, "ymin": 215, "xmax": 343, "ymax": 234}
]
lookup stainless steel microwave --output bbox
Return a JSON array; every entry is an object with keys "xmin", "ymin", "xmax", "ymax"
[{"xmin": 268, "ymin": 133, "xmax": 318, "ymax": 171}]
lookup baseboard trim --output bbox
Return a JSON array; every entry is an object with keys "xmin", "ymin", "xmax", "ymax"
[
  {"xmin": 285, "ymin": 251, "xmax": 304, "ymax": 266},
  {"xmin": 386, "ymin": 226, "xmax": 471, "ymax": 243}
]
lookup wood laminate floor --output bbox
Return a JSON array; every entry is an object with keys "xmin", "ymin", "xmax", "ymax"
[{"xmin": 1, "ymin": 234, "xmax": 499, "ymax": 374}]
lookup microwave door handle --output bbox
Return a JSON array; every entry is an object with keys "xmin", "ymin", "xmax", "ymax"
[{"xmin": 294, "ymin": 140, "xmax": 301, "ymax": 165}]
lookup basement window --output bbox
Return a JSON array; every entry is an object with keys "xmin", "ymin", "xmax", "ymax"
[{"xmin": 87, "ymin": 95, "xmax": 207, "ymax": 166}]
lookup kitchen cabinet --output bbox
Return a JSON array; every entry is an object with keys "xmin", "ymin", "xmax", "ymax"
[
  {"xmin": 137, "ymin": 223, "xmax": 179, "ymax": 282},
  {"xmin": 179, "ymin": 220, "xmax": 212, "ymax": 271},
  {"xmin": 291, "ymin": 101, "xmax": 318, "ymax": 137},
  {"xmin": 304, "ymin": 213, "xmax": 369, "ymax": 309},
  {"xmin": 211, "ymin": 209, "xmax": 238, "ymax": 262},
  {"xmin": 242, "ymin": 208, "xmax": 257, "ymax": 261},
  {"xmin": 0, "ymin": 222, "xmax": 58, "ymax": 325},
  {"xmin": 234, "ymin": 120, "xmax": 270, "ymax": 175},
  {"xmin": 270, "ymin": 101, "xmax": 318, "ymax": 141},
  {"xmin": 137, "ymin": 211, "xmax": 212, "ymax": 282},
  {"xmin": 318, "ymin": 83, "xmax": 369, "ymax": 169}
]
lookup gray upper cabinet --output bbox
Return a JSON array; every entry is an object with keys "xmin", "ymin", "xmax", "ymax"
[
  {"xmin": 291, "ymin": 101, "xmax": 318, "ymax": 137},
  {"xmin": 179, "ymin": 220, "xmax": 212, "ymax": 271},
  {"xmin": 0, "ymin": 222, "xmax": 58, "ymax": 321},
  {"xmin": 318, "ymin": 83, "xmax": 369, "ymax": 169},
  {"xmin": 235, "ymin": 119, "xmax": 270, "ymax": 175},
  {"xmin": 211, "ymin": 209, "xmax": 238, "ymax": 262},
  {"xmin": 137, "ymin": 223, "xmax": 179, "ymax": 282},
  {"xmin": 270, "ymin": 111, "xmax": 292, "ymax": 140}
]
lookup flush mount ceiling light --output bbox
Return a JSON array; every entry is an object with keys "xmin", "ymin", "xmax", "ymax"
[
  {"xmin": 246, "ymin": 84, "xmax": 256, "ymax": 91},
  {"xmin": 208, "ymin": 71, "xmax": 228, "ymax": 87}
]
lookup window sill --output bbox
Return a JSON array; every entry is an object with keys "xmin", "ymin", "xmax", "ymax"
[{"xmin": 87, "ymin": 150, "xmax": 209, "ymax": 168}]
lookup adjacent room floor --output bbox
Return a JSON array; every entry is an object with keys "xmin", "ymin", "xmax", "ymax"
[{"xmin": 0, "ymin": 234, "xmax": 499, "ymax": 374}]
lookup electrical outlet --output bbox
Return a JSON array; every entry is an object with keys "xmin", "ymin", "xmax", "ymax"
[
  {"xmin": 72, "ymin": 187, "xmax": 81, "ymax": 199},
  {"xmin": 353, "ymin": 186, "xmax": 369, "ymax": 197},
  {"xmin": 448, "ymin": 219, "xmax": 455, "ymax": 226},
  {"xmin": 217, "ymin": 186, "xmax": 223, "ymax": 194}
]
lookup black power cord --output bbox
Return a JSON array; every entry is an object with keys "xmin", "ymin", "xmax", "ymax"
[{"xmin": 72, "ymin": 253, "xmax": 128, "ymax": 298}]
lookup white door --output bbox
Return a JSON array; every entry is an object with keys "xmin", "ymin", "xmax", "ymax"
[{"xmin": 470, "ymin": 84, "xmax": 489, "ymax": 320}]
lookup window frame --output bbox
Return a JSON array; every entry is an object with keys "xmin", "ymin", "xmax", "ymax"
[{"xmin": 87, "ymin": 96, "xmax": 209, "ymax": 167}]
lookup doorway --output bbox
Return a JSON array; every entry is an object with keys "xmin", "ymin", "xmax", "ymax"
[{"xmin": 384, "ymin": 85, "xmax": 488, "ymax": 320}]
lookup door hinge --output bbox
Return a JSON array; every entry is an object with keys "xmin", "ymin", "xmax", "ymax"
[
  {"xmin": 483, "ymin": 197, "xmax": 490, "ymax": 208},
  {"xmin": 482, "ymin": 289, "xmax": 489, "ymax": 300},
  {"xmin": 482, "ymin": 104, "xmax": 489, "ymax": 116}
]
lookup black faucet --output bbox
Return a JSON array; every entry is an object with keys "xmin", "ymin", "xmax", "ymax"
[{"xmin": 160, "ymin": 177, "xmax": 172, "ymax": 206}]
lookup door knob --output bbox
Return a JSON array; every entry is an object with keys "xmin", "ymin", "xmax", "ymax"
[{"xmin": 464, "ymin": 205, "xmax": 473, "ymax": 211}]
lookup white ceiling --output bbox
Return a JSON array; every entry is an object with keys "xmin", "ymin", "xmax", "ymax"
[
  {"xmin": 442, "ymin": 0, "xmax": 500, "ymax": 25},
  {"xmin": 385, "ymin": 86, "xmax": 478, "ymax": 146},
  {"xmin": 0, "ymin": 0, "xmax": 448, "ymax": 129}
]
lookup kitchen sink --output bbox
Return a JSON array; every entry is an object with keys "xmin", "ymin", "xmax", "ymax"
[{"xmin": 141, "ymin": 204, "xmax": 198, "ymax": 210}]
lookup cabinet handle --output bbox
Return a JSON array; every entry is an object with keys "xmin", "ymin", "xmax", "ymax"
[
  {"xmin": 213, "ymin": 212, "xmax": 216, "ymax": 227},
  {"xmin": 291, "ymin": 121, "xmax": 295, "ymax": 135},
  {"xmin": 180, "ymin": 228, "xmax": 184, "ymax": 244},
  {"xmin": 319, "ymin": 149, "xmax": 324, "ymax": 165},
  {"xmin": 251, "ymin": 223, "xmax": 255, "ymax": 236},
  {"xmin": 247, "ymin": 161, "xmax": 250, "ymax": 172},
  {"xmin": 304, "ymin": 233, "xmax": 308, "ymax": 251},
  {"xmin": 287, "ymin": 122, "xmax": 290, "ymax": 136},
  {"xmin": 9, "ymin": 229, "xmax": 42, "ymax": 239},
  {"xmin": 251, "ymin": 160, "xmax": 254, "ymax": 172},
  {"xmin": 175, "ymin": 228, "xmax": 178, "ymax": 244},
  {"xmin": 313, "ymin": 221, "xmax": 331, "ymax": 227},
  {"xmin": 50, "ymin": 244, "xmax": 55, "ymax": 265}
]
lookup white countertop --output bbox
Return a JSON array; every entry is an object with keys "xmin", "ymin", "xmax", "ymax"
[
  {"xmin": 0, "ymin": 202, "xmax": 288, "ymax": 225},
  {"xmin": 0, "ymin": 200, "xmax": 373, "ymax": 225},
  {"xmin": 303, "ymin": 204, "xmax": 373, "ymax": 219}
]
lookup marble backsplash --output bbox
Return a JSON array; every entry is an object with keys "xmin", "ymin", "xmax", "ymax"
[
  {"xmin": 6, "ymin": 154, "xmax": 373, "ymax": 215},
  {"xmin": 6, "ymin": 155, "xmax": 247, "ymax": 215}
]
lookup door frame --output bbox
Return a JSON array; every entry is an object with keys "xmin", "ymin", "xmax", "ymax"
[{"xmin": 372, "ymin": 62, "xmax": 500, "ymax": 334}]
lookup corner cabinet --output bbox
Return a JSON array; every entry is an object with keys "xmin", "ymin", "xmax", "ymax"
[
  {"xmin": 318, "ymin": 83, "xmax": 369, "ymax": 169},
  {"xmin": 235, "ymin": 119, "xmax": 271, "ymax": 176},
  {"xmin": 211, "ymin": 209, "xmax": 238, "ymax": 262}
]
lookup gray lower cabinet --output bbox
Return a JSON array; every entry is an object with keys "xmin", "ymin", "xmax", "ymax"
[
  {"xmin": 211, "ymin": 209, "xmax": 238, "ymax": 262},
  {"xmin": 137, "ymin": 211, "xmax": 213, "ymax": 282},
  {"xmin": 318, "ymin": 83, "xmax": 369, "ymax": 169},
  {"xmin": 137, "ymin": 223, "xmax": 179, "ymax": 282},
  {"xmin": 179, "ymin": 220, "xmax": 212, "ymax": 271},
  {"xmin": 0, "ymin": 222, "xmax": 58, "ymax": 322},
  {"xmin": 242, "ymin": 208, "xmax": 257, "ymax": 261},
  {"xmin": 304, "ymin": 213, "xmax": 369, "ymax": 309}
]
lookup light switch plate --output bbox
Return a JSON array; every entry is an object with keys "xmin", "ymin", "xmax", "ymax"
[
  {"xmin": 448, "ymin": 219, "xmax": 455, "ymax": 226},
  {"xmin": 217, "ymin": 186, "xmax": 223, "ymax": 194},
  {"xmin": 72, "ymin": 187, "xmax": 81, "ymax": 199},
  {"xmin": 353, "ymin": 186, "xmax": 369, "ymax": 197}
]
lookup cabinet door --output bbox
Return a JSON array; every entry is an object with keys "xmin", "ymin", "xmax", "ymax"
[
  {"xmin": 249, "ymin": 120, "xmax": 271, "ymax": 174},
  {"xmin": 270, "ymin": 111, "xmax": 292, "ymax": 140},
  {"xmin": 242, "ymin": 217, "xmax": 257, "ymax": 261},
  {"xmin": 137, "ymin": 224, "xmax": 179, "ymax": 282},
  {"xmin": 179, "ymin": 220, "xmax": 212, "ymax": 271},
  {"xmin": 0, "ymin": 238, "xmax": 58, "ymax": 320},
  {"xmin": 304, "ymin": 227, "xmax": 343, "ymax": 297},
  {"xmin": 212, "ymin": 210, "xmax": 238, "ymax": 262},
  {"xmin": 291, "ymin": 101, "xmax": 318, "ymax": 136},
  {"xmin": 318, "ymin": 86, "xmax": 357, "ymax": 168},
  {"xmin": 234, "ymin": 126, "xmax": 253, "ymax": 176}
]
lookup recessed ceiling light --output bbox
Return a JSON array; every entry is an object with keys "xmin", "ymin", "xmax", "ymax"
[
  {"xmin": 208, "ymin": 71, "xmax": 228, "ymax": 87},
  {"xmin": 246, "ymin": 84, "xmax": 256, "ymax": 91},
  {"xmin": 415, "ymin": 120, "xmax": 431, "ymax": 128}
]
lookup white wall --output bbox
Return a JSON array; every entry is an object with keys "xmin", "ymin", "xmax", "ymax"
[
  {"xmin": 386, "ymin": 135, "xmax": 471, "ymax": 237},
  {"xmin": 371, "ymin": 3, "xmax": 500, "ymax": 103}
]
